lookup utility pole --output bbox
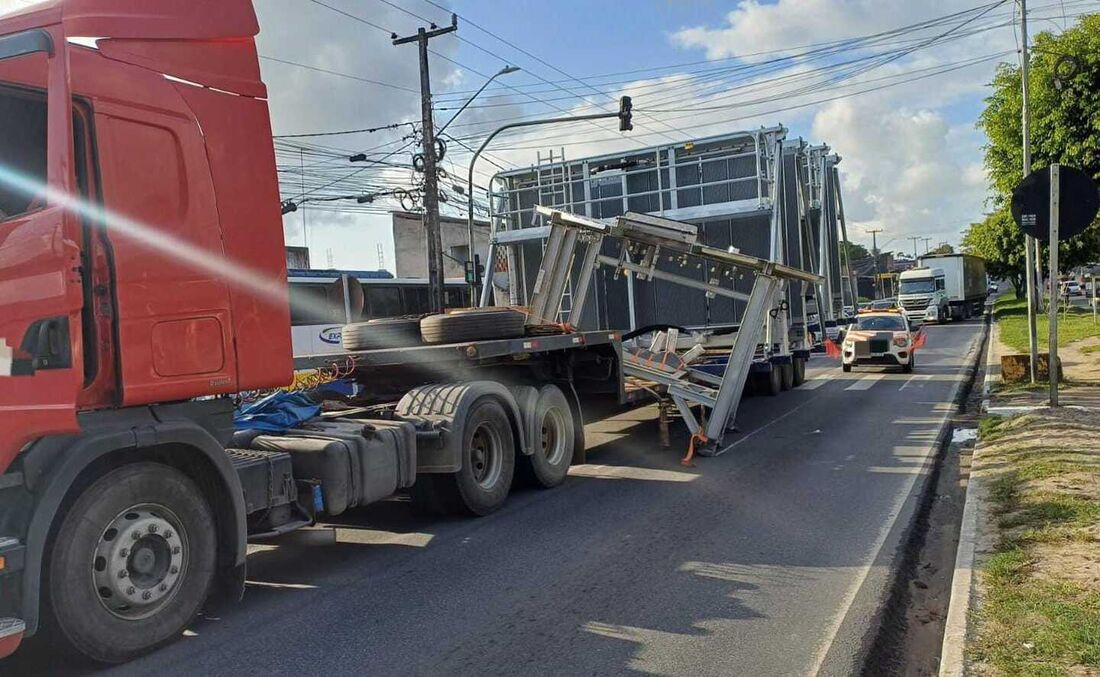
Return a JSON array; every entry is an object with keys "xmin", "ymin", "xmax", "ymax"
[
  {"xmin": 1020, "ymin": 0, "xmax": 1039, "ymax": 382},
  {"xmin": 908, "ymin": 236, "xmax": 922, "ymax": 261},
  {"xmin": 393, "ymin": 14, "xmax": 457, "ymax": 313},
  {"xmin": 867, "ymin": 228, "xmax": 883, "ymax": 299},
  {"xmin": 922, "ymin": 237, "xmax": 933, "ymax": 254}
]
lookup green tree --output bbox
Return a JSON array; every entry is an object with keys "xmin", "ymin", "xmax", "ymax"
[
  {"xmin": 962, "ymin": 209, "xmax": 1026, "ymax": 298},
  {"xmin": 977, "ymin": 14, "xmax": 1100, "ymax": 272},
  {"xmin": 840, "ymin": 240, "xmax": 869, "ymax": 262},
  {"xmin": 928, "ymin": 243, "xmax": 955, "ymax": 255}
]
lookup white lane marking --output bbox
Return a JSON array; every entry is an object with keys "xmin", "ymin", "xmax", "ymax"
[
  {"xmin": 899, "ymin": 374, "xmax": 933, "ymax": 390},
  {"xmin": 844, "ymin": 374, "xmax": 883, "ymax": 391},
  {"xmin": 799, "ymin": 378, "xmax": 829, "ymax": 391},
  {"xmin": 717, "ymin": 396, "xmax": 821, "ymax": 455},
  {"xmin": 809, "ymin": 326, "xmax": 984, "ymax": 675}
]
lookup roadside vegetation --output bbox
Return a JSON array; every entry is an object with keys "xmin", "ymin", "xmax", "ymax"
[
  {"xmin": 993, "ymin": 296, "xmax": 1100, "ymax": 354},
  {"xmin": 970, "ymin": 410, "xmax": 1100, "ymax": 675}
]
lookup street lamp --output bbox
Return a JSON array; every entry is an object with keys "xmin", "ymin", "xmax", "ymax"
[{"xmin": 436, "ymin": 64, "xmax": 520, "ymax": 138}]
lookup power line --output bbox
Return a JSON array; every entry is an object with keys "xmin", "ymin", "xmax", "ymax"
[
  {"xmin": 273, "ymin": 121, "xmax": 416, "ymax": 139},
  {"xmin": 258, "ymin": 54, "xmax": 418, "ymax": 94}
]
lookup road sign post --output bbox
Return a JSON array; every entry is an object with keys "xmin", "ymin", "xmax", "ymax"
[
  {"xmin": 1011, "ymin": 163, "xmax": 1100, "ymax": 407},
  {"xmin": 1048, "ymin": 165, "xmax": 1060, "ymax": 406}
]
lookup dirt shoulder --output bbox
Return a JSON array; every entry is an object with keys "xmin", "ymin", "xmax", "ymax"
[{"xmin": 966, "ymin": 408, "xmax": 1100, "ymax": 675}]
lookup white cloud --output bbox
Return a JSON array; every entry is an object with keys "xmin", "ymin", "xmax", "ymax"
[{"xmin": 659, "ymin": 0, "xmax": 1017, "ymax": 250}]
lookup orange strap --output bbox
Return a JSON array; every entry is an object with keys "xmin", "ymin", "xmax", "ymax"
[{"xmin": 682, "ymin": 431, "xmax": 708, "ymax": 467}]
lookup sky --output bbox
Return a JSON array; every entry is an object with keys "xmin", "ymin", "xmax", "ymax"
[{"xmin": 3, "ymin": 0, "xmax": 1095, "ymax": 268}]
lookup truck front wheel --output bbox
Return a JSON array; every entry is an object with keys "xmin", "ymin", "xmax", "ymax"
[{"xmin": 45, "ymin": 462, "xmax": 216, "ymax": 664}]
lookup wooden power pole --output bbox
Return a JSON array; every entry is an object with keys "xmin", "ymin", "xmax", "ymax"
[
  {"xmin": 866, "ymin": 228, "xmax": 883, "ymax": 299},
  {"xmin": 393, "ymin": 15, "xmax": 457, "ymax": 312}
]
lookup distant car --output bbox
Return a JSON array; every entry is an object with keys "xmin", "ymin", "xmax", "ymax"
[
  {"xmin": 841, "ymin": 311, "xmax": 916, "ymax": 373},
  {"xmin": 842, "ymin": 305, "xmax": 856, "ymax": 318},
  {"xmin": 1063, "ymin": 281, "xmax": 1082, "ymax": 296},
  {"xmin": 988, "ymin": 282, "xmax": 999, "ymax": 293}
]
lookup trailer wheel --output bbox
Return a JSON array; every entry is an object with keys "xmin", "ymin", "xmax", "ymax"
[
  {"xmin": 45, "ymin": 463, "xmax": 216, "ymax": 664},
  {"xmin": 342, "ymin": 316, "xmax": 422, "ymax": 351},
  {"xmin": 518, "ymin": 385, "xmax": 575, "ymax": 489},
  {"xmin": 420, "ymin": 307, "xmax": 526, "ymax": 344},
  {"xmin": 760, "ymin": 368, "xmax": 782, "ymax": 396},
  {"xmin": 792, "ymin": 357, "xmax": 806, "ymax": 386},
  {"xmin": 443, "ymin": 398, "xmax": 516, "ymax": 515},
  {"xmin": 779, "ymin": 363, "xmax": 794, "ymax": 391}
]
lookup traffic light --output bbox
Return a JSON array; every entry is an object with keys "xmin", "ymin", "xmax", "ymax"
[
  {"xmin": 618, "ymin": 95, "xmax": 633, "ymax": 132},
  {"xmin": 464, "ymin": 254, "xmax": 485, "ymax": 286}
]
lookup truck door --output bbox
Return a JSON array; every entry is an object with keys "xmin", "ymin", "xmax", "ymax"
[{"xmin": 0, "ymin": 31, "xmax": 85, "ymax": 470}]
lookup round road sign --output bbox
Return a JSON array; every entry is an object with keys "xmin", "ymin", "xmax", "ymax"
[{"xmin": 1010, "ymin": 165, "xmax": 1099, "ymax": 241}]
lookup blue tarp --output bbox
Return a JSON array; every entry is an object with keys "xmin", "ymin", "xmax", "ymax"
[{"xmin": 234, "ymin": 391, "xmax": 321, "ymax": 433}]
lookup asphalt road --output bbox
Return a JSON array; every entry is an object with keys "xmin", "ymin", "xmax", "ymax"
[{"xmin": 6, "ymin": 319, "xmax": 984, "ymax": 677}]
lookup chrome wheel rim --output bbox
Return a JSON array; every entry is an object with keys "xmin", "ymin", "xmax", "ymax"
[{"xmin": 91, "ymin": 504, "xmax": 188, "ymax": 621}]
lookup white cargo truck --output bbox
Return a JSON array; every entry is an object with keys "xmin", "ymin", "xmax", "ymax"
[{"xmin": 897, "ymin": 254, "xmax": 987, "ymax": 325}]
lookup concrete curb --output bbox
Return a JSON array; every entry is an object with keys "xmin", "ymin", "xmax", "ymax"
[{"xmin": 938, "ymin": 313, "xmax": 997, "ymax": 677}]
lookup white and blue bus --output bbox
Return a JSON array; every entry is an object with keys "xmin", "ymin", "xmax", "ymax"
[{"xmin": 288, "ymin": 269, "xmax": 471, "ymax": 356}]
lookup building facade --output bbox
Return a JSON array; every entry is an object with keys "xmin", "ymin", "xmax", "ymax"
[{"xmin": 391, "ymin": 210, "xmax": 490, "ymax": 280}]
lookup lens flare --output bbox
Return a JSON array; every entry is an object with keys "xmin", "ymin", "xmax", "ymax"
[{"xmin": 0, "ymin": 161, "xmax": 290, "ymax": 309}]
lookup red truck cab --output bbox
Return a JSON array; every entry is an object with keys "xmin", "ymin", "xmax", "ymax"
[{"xmin": 0, "ymin": 0, "xmax": 291, "ymax": 661}]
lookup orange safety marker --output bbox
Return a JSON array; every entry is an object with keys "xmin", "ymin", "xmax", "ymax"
[{"xmin": 682, "ymin": 431, "xmax": 708, "ymax": 467}]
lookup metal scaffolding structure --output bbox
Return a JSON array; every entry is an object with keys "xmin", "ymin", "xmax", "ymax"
[{"xmin": 481, "ymin": 127, "xmax": 852, "ymax": 352}]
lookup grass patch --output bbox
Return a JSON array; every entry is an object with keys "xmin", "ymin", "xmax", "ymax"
[
  {"xmin": 979, "ymin": 415, "xmax": 1007, "ymax": 441},
  {"xmin": 970, "ymin": 411, "xmax": 1100, "ymax": 674},
  {"xmin": 974, "ymin": 555, "xmax": 1100, "ymax": 675},
  {"xmin": 994, "ymin": 296, "xmax": 1100, "ymax": 354},
  {"xmin": 1080, "ymin": 344, "xmax": 1100, "ymax": 355}
]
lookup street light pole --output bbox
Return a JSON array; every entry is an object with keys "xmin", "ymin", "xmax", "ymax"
[
  {"xmin": 470, "ymin": 105, "xmax": 632, "ymax": 305},
  {"xmin": 437, "ymin": 65, "xmax": 520, "ymax": 138}
]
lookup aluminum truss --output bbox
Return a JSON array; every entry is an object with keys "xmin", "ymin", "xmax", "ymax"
[{"xmin": 532, "ymin": 207, "xmax": 822, "ymax": 453}]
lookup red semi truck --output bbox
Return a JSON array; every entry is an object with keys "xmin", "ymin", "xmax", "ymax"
[{"xmin": 0, "ymin": 0, "xmax": 629, "ymax": 663}]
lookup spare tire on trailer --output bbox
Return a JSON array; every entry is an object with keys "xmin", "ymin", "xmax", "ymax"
[
  {"xmin": 420, "ymin": 307, "xmax": 526, "ymax": 344},
  {"xmin": 341, "ymin": 316, "xmax": 422, "ymax": 351}
]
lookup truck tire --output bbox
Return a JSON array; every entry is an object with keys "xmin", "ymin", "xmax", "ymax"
[
  {"xmin": 44, "ymin": 462, "xmax": 216, "ymax": 664},
  {"xmin": 842, "ymin": 363, "xmax": 852, "ymax": 373},
  {"xmin": 341, "ymin": 316, "xmax": 422, "ymax": 351},
  {"xmin": 518, "ymin": 385, "xmax": 575, "ymax": 489},
  {"xmin": 437, "ymin": 398, "xmax": 516, "ymax": 515},
  {"xmin": 760, "ymin": 368, "xmax": 782, "ymax": 396},
  {"xmin": 779, "ymin": 363, "xmax": 794, "ymax": 391},
  {"xmin": 419, "ymin": 307, "xmax": 526, "ymax": 344},
  {"xmin": 792, "ymin": 357, "xmax": 806, "ymax": 386},
  {"xmin": 903, "ymin": 353, "xmax": 915, "ymax": 373}
]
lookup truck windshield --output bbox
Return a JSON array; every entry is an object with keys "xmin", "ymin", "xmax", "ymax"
[{"xmin": 899, "ymin": 279, "xmax": 935, "ymax": 294}]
